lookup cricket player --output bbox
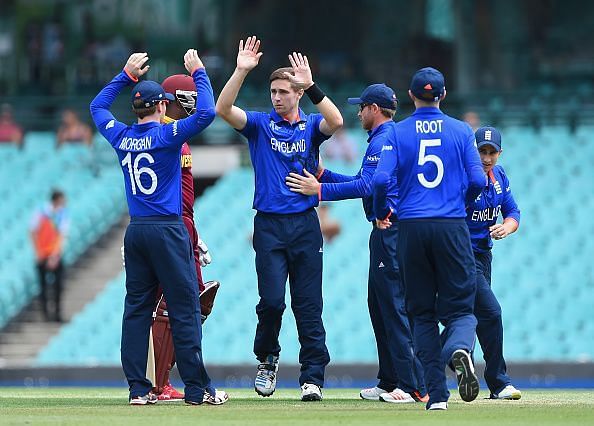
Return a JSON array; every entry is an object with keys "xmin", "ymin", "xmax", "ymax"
[
  {"xmin": 285, "ymin": 84, "xmax": 427, "ymax": 403},
  {"xmin": 145, "ymin": 73, "xmax": 221, "ymax": 402},
  {"xmin": 373, "ymin": 67, "xmax": 486, "ymax": 410},
  {"xmin": 215, "ymin": 36, "xmax": 343, "ymax": 401},
  {"xmin": 89, "ymin": 51, "xmax": 227, "ymax": 405},
  {"xmin": 467, "ymin": 126, "xmax": 522, "ymax": 400}
]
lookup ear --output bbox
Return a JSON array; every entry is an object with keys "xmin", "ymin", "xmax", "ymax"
[
  {"xmin": 440, "ymin": 89, "xmax": 447, "ymax": 101},
  {"xmin": 408, "ymin": 89, "xmax": 415, "ymax": 102},
  {"xmin": 296, "ymin": 88, "xmax": 304, "ymax": 100}
]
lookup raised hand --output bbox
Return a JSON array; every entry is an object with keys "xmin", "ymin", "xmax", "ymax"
[
  {"xmin": 237, "ymin": 36, "xmax": 263, "ymax": 72},
  {"xmin": 184, "ymin": 49, "xmax": 205, "ymax": 74},
  {"xmin": 124, "ymin": 53, "xmax": 150, "ymax": 79},
  {"xmin": 284, "ymin": 52, "xmax": 314, "ymax": 90}
]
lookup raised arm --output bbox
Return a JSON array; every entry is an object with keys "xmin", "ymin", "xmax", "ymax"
[
  {"xmin": 162, "ymin": 49, "xmax": 215, "ymax": 144},
  {"xmin": 89, "ymin": 53, "xmax": 149, "ymax": 141},
  {"xmin": 215, "ymin": 36, "xmax": 263, "ymax": 130},
  {"xmin": 284, "ymin": 52, "xmax": 343, "ymax": 136}
]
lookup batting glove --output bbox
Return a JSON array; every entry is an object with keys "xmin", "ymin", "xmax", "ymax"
[{"xmin": 197, "ymin": 238, "xmax": 212, "ymax": 267}]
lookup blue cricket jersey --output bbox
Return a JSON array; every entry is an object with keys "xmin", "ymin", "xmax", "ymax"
[
  {"xmin": 90, "ymin": 69, "xmax": 215, "ymax": 217},
  {"xmin": 319, "ymin": 121, "xmax": 398, "ymax": 221},
  {"xmin": 239, "ymin": 109, "xmax": 330, "ymax": 214},
  {"xmin": 466, "ymin": 165, "xmax": 520, "ymax": 253},
  {"xmin": 373, "ymin": 107, "xmax": 485, "ymax": 220}
]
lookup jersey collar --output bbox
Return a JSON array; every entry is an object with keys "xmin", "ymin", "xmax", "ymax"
[
  {"xmin": 132, "ymin": 121, "xmax": 160, "ymax": 129},
  {"xmin": 367, "ymin": 120, "xmax": 393, "ymax": 143},
  {"xmin": 270, "ymin": 108, "xmax": 307, "ymax": 125},
  {"xmin": 412, "ymin": 106, "xmax": 441, "ymax": 115}
]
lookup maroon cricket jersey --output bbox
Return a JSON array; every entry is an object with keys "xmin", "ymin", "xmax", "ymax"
[{"xmin": 180, "ymin": 142, "xmax": 195, "ymax": 220}]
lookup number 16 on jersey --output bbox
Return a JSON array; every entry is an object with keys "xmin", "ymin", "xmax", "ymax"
[{"xmin": 121, "ymin": 152, "xmax": 158, "ymax": 195}]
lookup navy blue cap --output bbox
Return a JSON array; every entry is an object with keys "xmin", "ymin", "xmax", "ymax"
[
  {"xmin": 347, "ymin": 84, "xmax": 398, "ymax": 109},
  {"xmin": 475, "ymin": 126, "xmax": 502, "ymax": 151},
  {"xmin": 410, "ymin": 67, "xmax": 445, "ymax": 102},
  {"xmin": 131, "ymin": 80, "xmax": 175, "ymax": 108}
]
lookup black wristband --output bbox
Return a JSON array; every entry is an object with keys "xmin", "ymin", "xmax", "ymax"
[{"xmin": 305, "ymin": 83, "xmax": 325, "ymax": 105}]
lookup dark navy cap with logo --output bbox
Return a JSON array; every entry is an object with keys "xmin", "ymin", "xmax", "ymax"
[
  {"xmin": 410, "ymin": 67, "xmax": 445, "ymax": 102},
  {"xmin": 131, "ymin": 80, "xmax": 175, "ymax": 108},
  {"xmin": 347, "ymin": 84, "xmax": 398, "ymax": 109},
  {"xmin": 475, "ymin": 126, "xmax": 502, "ymax": 151}
]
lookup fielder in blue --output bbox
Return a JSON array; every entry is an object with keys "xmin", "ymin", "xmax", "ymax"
[
  {"xmin": 90, "ymin": 51, "xmax": 227, "ymax": 406},
  {"xmin": 285, "ymin": 84, "xmax": 427, "ymax": 404},
  {"xmin": 373, "ymin": 67, "xmax": 486, "ymax": 410},
  {"xmin": 467, "ymin": 126, "xmax": 522, "ymax": 400},
  {"xmin": 216, "ymin": 37, "xmax": 343, "ymax": 401}
]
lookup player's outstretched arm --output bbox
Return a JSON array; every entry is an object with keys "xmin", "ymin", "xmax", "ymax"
[
  {"xmin": 166, "ymin": 49, "xmax": 216, "ymax": 144},
  {"xmin": 215, "ymin": 36, "xmax": 263, "ymax": 130},
  {"xmin": 90, "ymin": 53, "xmax": 150, "ymax": 142},
  {"xmin": 284, "ymin": 52, "xmax": 343, "ymax": 136}
]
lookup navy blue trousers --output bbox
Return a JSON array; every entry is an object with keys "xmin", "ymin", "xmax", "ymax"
[
  {"xmin": 368, "ymin": 224, "xmax": 426, "ymax": 394},
  {"xmin": 398, "ymin": 219, "xmax": 477, "ymax": 405},
  {"xmin": 122, "ymin": 216, "xmax": 212, "ymax": 402},
  {"xmin": 252, "ymin": 209, "xmax": 330, "ymax": 387},
  {"xmin": 474, "ymin": 250, "xmax": 511, "ymax": 395}
]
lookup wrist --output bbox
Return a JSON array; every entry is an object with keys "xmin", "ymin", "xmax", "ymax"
[
  {"xmin": 235, "ymin": 67, "xmax": 251, "ymax": 76},
  {"xmin": 305, "ymin": 83, "xmax": 326, "ymax": 105},
  {"xmin": 123, "ymin": 68, "xmax": 139, "ymax": 82}
]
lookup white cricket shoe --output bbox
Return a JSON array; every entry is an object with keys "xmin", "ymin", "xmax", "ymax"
[
  {"xmin": 492, "ymin": 385, "xmax": 522, "ymax": 400},
  {"xmin": 379, "ymin": 388, "xmax": 416, "ymax": 403},
  {"xmin": 360, "ymin": 386, "xmax": 388, "ymax": 401},
  {"xmin": 301, "ymin": 383, "xmax": 323, "ymax": 401},
  {"xmin": 254, "ymin": 355, "xmax": 279, "ymax": 397},
  {"xmin": 427, "ymin": 401, "xmax": 448, "ymax": 410}
]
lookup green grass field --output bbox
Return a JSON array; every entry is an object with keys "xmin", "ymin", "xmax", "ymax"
[{"xmin": 1, "ymin": 388, "xmax": 593, "ymax": 425}]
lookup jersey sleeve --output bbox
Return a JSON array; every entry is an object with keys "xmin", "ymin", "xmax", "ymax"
[
  {"xmin": 464, "ymin": 130, "xmax": 487, "ymax": 204},
  {"xmin": 89, "ymin": 70, "xmax": 134, "ymax": 147},
  {"xmin": 238, "ymin": 111, "xmax": 264, "ymax": 141},
  {"xmin": 311, "ymin": 113, "xmax": 332, "ymax": 145},
  {"xmin": 373, "ymin": 140, "xmax": 398, "ymax": 220},
  {"xmin": 320, "ymin": 138, "xmax": 382, "ymax": 201},
  {"xmin": 159, "ymin": 68, "xmax": 216, "ymax": 148},
  {"xmin": 500, "ymin": 168, "xmax": 521, "ymax": 225},
  {"xmin": 318, "ymin": 168, "xmax": 357, "ymax": 184}
]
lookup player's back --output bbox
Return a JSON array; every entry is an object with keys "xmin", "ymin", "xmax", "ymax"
[
  {"xmin": 110, "ymin": 121, "xmax": 184, "ymax": 217},
  {"xmin": 394, "ymin": 106, "xmax": 483, "ymax": 220}
]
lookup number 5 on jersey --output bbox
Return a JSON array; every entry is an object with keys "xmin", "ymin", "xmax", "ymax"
[
  {"xmin": 121, "ymin": 152, "xmax": 158, "ymax": 195},
  {"xmin": 417, "ymin": 139, "xmax": 444, "ymax": 188}
]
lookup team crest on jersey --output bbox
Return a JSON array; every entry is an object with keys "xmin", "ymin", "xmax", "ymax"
[{"xmin": 298, "ymin": 123, "xmax": 306, "ymax": 130}]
